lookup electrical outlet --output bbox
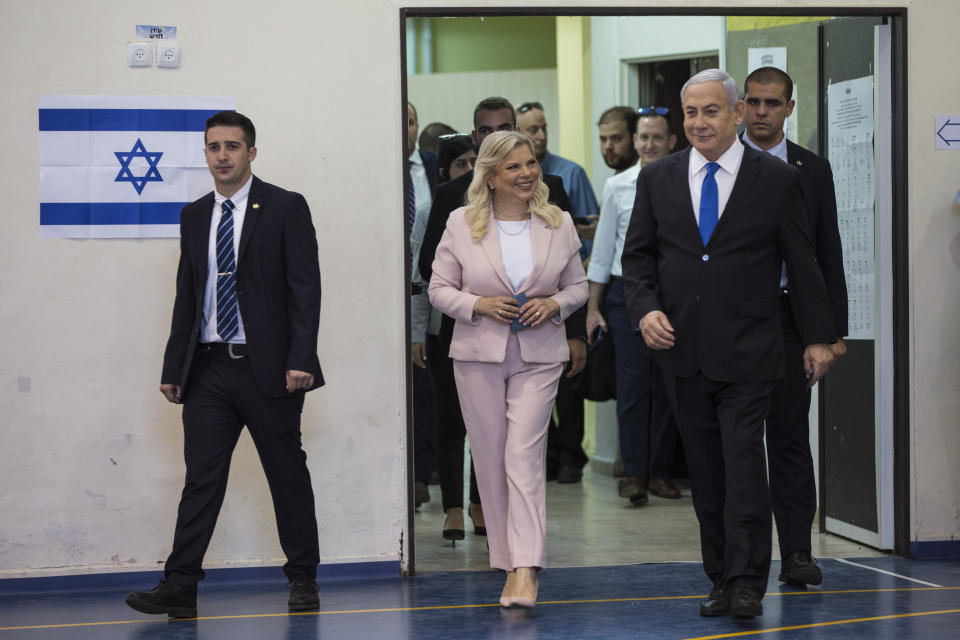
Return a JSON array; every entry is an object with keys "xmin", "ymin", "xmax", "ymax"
[
  {"xmin": 156, "ymin": 42, "xmax": 181, "ymax": 68},
  {"xmin": 127, "ymin": 42, "xmax": 152, "ymax": 67}
]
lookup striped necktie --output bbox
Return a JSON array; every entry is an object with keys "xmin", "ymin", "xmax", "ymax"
[
  {"xmin": 216, "ymin": 199, "xmax": 239, "ymax": 341},
  {"xmin": 408, "ymin": 160, "xmax": 416, "ymax": 233},
  {"xmin": 698, "ymin": 162, "xmax": 720, "ymax": 246}
]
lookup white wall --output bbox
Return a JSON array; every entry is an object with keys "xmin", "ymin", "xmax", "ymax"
[
  {"xmin": 409, "ymin": 69, "xmax": 559, "ymax": 142},
  {"xmin": 0, "ymin": 0, "xmax": 957, "ymax": 579},
  {"xmin": 0, "ymin": 0, "xmax": 409, "ymax": 577},
  {"xmin": 589, "ymin": 16, "xmax": 725, "ymax": 189}
]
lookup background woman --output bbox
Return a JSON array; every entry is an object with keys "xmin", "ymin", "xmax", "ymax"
[
  {"xmin": 429, "ymin": 131, "xmax": 588, "ymax": 609},
  {"xmin": 430, "ymin": 133, "xmax": 483, "ymax": 543}
]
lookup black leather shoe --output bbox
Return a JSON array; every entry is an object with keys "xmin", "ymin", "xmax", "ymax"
[
  {"xmin": 698, "ymin": 589, "xmax": 730, "ymax": 617},
  {"xmin": 414, "ymin": 481, "xmax": 431, "ymax": 508},
  {"xmin": 730, "ymin": 589, "xmax": 762, "ymax": 619},
  {"xmin": 779, "ymin": 550, "xmax": 823, "ymax": 586},
  {"xmin": 556, "ymin": 465, "xmax": 582, "ymax": 484},
  {"xmin": 125, "ymin": 580, "xmax": 197, "ymax": 618},
  {"xmin": 288, "ymin": 575, "xmax": 320, "ymax": 611}
]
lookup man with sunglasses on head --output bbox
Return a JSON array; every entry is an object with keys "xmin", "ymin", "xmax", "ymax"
[
  {"xmin": 742, "ymin": 67, "xmax": 848, "ymax": 588},
  {"xmin": 516, "ymin": 102, "xmax": 599, "ymax": 250},
  {"xmin": 587, "ymin": 106, "xmax": 680, "ymax": 505}
]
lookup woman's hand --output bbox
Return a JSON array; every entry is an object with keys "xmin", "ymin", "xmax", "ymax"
[
  {"xmin": 474, "ymin": 296, "xmax": 521, "ymax": 324},
  {"xmin": 518, "ymin": 297, "xmax": 560, "ymax": 327}
]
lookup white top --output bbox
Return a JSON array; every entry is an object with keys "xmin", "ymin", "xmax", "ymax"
[
  {"xmin": 587, "ymin": 163, "xmax": 641, "ymax": 283},
  {"xmin": 688, "ymin": 138, "xmax": 744, "ymax": 226},
  {"xmin": 201, "ymin": 175, "xmax": 252, "ymax": 344},
  {"xmin": 496, "ymin": 219, "xmax": 534, "ymax": 292}
]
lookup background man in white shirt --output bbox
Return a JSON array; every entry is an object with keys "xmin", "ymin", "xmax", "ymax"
[{"xmin": 588, "ymin": 107, "xmax": 680, "ymax": 505}]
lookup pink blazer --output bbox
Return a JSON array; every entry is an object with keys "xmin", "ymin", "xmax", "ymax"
[{"xmin": 429, "ymin": 207, "xmax": 588, "ymax": 364}]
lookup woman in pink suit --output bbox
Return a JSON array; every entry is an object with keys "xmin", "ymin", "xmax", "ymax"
[{"xmin": 428, "ymin": 131, "xmax": 588, "ymax": 608}]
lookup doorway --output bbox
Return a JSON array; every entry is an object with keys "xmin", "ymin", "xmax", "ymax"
[{"xmin": 400, "ymin": 9, "xmax": 909, "ymax": 576}]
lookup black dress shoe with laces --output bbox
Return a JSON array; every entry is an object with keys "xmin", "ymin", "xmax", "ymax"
[
  {"xmin": 125, "ymin": 580, "xmax": 197, "ymax": 618},
  {"xmin": 779, "ymin": 550, "xmax": 823, "ymax": 586},
  {"xmin": 730, "ymin": 588, "xmax": 763, "ymax": 619},
  {"xmin": 288, "ymin": 575, "xmax": 320, "ymax": 611},
  {"xmin": 698, "ymin": 588, "xmax": 730, "ymax": 617}
]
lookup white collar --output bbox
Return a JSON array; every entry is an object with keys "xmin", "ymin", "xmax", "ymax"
[{"xmin": 689, "ymin": 137, "xmax": 743, "ymax": 178}]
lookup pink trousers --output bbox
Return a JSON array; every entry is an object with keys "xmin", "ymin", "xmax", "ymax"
[{"xmin": 453, "ymin": 332, "xmax": 563, "ymax": 571}]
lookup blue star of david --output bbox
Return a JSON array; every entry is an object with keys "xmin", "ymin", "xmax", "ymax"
[{"xmin": 114, "ymin": 138, "xmax": 164, "ymax": 195}]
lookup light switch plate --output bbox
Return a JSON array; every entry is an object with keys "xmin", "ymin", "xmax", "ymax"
[{"xmin": 127, "ymin": 42, "xmax": 152, "ymax": 67}]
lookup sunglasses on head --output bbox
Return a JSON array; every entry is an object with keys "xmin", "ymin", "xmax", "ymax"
[
  {"xmin": 517, "ymin": 102, "xmax": 544, "ymax": 114},
  {"xmin": 638, "ymin": 106, "xmax": 669, "ymax": 115}
]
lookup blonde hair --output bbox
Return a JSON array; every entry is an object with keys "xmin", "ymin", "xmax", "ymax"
[{"xmin": 464, "ymin": 131, "xmax": 562, "ymax": 240}]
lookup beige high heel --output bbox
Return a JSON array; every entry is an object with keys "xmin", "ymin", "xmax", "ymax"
[
  {"xmin": 511, "ymin": 567, "xmax": 539, "ymax": 609},
  {"xmin": 499, "ymin": 571, "xmax": 517, "ymax": 608}
]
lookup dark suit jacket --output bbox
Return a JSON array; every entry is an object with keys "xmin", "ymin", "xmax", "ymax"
[
  {"xmin": 785, "ymin": 140, "xmax": 848, "ymax": 337},
  {"xmin": 161, "ymin": 175, "xmax": 324, "ymax": 398},
  {"xmin": 621, "ymin": 145, "xmax": 836, "ymax": 383},
  {"xmin": 419, "ymin": 170, "xmax": 584, "ymax": 340},
  {"xmin": 419, "ymin": 149, "xmax": 438, "ymax": 198}
]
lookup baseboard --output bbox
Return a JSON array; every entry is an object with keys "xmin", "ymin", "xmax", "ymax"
[
  {"xmin": 909, "ymin": 540, "xmax": 960, "ymax": 559},
  {"xmin": 0, "ymin": 560, "xmax": 400, "ymax": 595}
]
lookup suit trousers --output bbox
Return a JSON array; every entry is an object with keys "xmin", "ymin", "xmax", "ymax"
[
  {"xmin": 547, "ymin": 370, "xmax": 587, "ymax": 472},
  {"xmin": 412, "ymin": 361, "xmax": 437, "ymax": 485},
  {"xmin": 453, "ymin": 332, "xmax": 563, "ymax": 571},
  {"xmin": 663, "ymin": 371, "xmax": 774, "ymax": 598},
  {"xmin": 765, "ymin": 294, "xmax": 816, "ymax": 558},
  {"xmin": 427, "ymin": 326, "xmax": 480, "ymax": 511},
  {"xmin": 164, "ymin": 347, "xmax": 319, "ymax": 586},
  {"xmin": 606, "ymin": 278, "xmax": 677, "ymax": 479}
]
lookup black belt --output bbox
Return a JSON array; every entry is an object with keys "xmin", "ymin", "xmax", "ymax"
[
  {"xmin": 199, "ymin": 342, "xmax": 248, "ymax": 359},
  {"xmin": 411, "ymin": 283, "xmax": 424, "ymax": 295}
]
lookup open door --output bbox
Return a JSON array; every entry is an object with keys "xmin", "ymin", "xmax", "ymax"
[{"xmin": 818, "ymin": 17, "xmax": 895, "ymax": 550}]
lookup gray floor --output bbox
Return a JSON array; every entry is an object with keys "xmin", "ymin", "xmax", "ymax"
[{"xmin": 413, "ymin": 465, "xmax": 884, "ymax": 572}]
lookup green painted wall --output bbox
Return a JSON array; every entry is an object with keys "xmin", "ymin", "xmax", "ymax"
[{"xmin": 413, "ymin": 17, "xmax": 557, "ymax": 73}]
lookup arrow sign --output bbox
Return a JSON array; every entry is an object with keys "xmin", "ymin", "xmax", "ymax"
[{"xmin": 935, "ymin": 116, "xmax": 960, "ymax": 149}]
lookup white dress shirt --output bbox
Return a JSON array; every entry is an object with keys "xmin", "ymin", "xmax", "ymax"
[
  {"xmin": 201, "ymin": 175, "xmax": 252, "ymax": 344},
  {"xmin": 587, "ymin": 162, "xmax": 641, "ymax": 283},
  {"xmin": 688, "ymin": 138, "xmax": 744, "ymax": 226},
  {"xmin": 409, "ymin": 150, "xmax": 439, "ymax": 342}
]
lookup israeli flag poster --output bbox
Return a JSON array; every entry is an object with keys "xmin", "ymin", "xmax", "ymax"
[{"xmin": 39, "ymin": 95, "xmax": 236, "ymax": 238}]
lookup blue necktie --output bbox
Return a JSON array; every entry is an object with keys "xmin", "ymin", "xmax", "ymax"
[
  {"xmin": 216, "ymin": 199, "xmax": 239, "ymax": 341},
  {"xmin": 699, "ymin": 162, "xmax": 720, "ymax": 246}
]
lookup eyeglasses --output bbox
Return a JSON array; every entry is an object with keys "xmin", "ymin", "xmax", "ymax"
[
  {"xmin": 638, "ymin": 106, "xmax": 669, "ymax": 116},
  {"xmin": 517, "ymin": 102, "xmax": 544, "ymax": 114}
]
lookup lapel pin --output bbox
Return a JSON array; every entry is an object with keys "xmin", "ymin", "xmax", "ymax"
[
  {"xmin": 796, "ymin": 160, "xmax": 803, "ymax": 166},
  {"xmin": 252, "ymin": 203, "xmax": 260, "ymax": 209}
]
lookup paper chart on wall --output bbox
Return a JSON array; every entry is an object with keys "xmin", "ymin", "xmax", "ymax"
[{"xmin": 827, "ymin": 76, "xmax": 875, "ymax": 340}]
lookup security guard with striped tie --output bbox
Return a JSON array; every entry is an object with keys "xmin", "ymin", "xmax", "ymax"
[{"xmin": 125, "ymin": 111, "xmax": 324, "ymax": 618}]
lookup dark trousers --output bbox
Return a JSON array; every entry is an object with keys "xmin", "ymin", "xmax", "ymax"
[
  {"xmin": 412, "ymin": 362, "xmax": 437, "ymax": 485},
  {"xmin": 164, "ymin": 347, "xmax": 319, "ymax": 586},
  {"xmin": 606, "ymin": 278, "xmax": 677, "ymax": 479},
  {"xmin": 547, "ymin": 370, "xmax": 587, "ymax": 471},
  {"xmin": 664, "ymin": 371, "xmax": 774, "ymax": 598},
  {"xmin": 766, "ymin": 294, "xmax": 816, "ymax": 558},
  {"xmin": 428, "ymin": 323, "xmax": 480, "ymax": 511}
]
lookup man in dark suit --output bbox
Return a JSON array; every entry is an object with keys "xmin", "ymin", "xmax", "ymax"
[
  {"xmin": 125, "ymin": 111, "xmax": 323, "ymax": 618},
  {"xmin": 418, "ymin": 97, "xmax": 585, "ymax": 536},
  {"xmin": 622, "ymin": 70, "xmax": 837, "ymax": 619},
  {"xmin": 742, "ymin": 67, "xmax": 848, "ymax": 587},
  {"xmin": 407, "ymin": 101, "xmax": 438, "ymax": 508}
]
